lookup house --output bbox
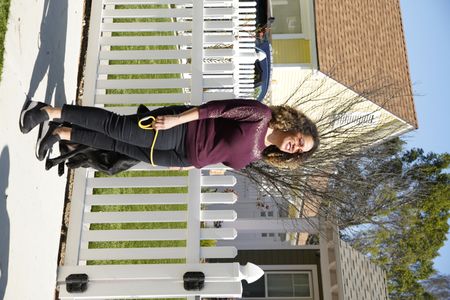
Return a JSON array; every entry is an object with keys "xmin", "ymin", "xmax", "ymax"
[
  {"xmin": 209, "ymin": 0, "xmax": 416, "ymax": 299},
  {"xmin": 265, "ymin": 0, "xmax": 417, "ymax": 142},
  {"xmin": 209, "ymin": 173, "xmax": 389, "ymax": 300},
  {"xmin": 214, "ymin": 221, "xmax": 390, "ymax": 300}
]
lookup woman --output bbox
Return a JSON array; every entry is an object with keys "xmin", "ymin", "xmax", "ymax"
[{"xmin": 19, "ymin": 99, "xmax": 319, "ymax": 170}]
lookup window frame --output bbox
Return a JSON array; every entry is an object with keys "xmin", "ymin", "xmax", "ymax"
[
  {"xmin": 270, "ymin": 0, "xmax": 309, "ymax": 37},
  {"xmin": 270, "ymin": 0, "xmax": 318, "ymax": 69},
  {"xmin": 241, "ymin": 265, "xmax": 320, "ymax": 300},
  {"xmin": 264, "ymin": 271, "xmax": 313, "ymax": 299}
]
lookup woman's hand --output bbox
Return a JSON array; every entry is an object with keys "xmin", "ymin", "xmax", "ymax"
[
  {"xmin": 153, "ymin": 115, "xmax": 181, "ymax": 130},
  {"xmin": 153, "ymin": 107, "xmax": 199, "ymax": 130}
]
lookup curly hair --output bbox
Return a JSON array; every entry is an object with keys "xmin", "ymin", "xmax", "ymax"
[{"xmin": 261, "ymin": 105, "xmax": 320, "ymax": 169}]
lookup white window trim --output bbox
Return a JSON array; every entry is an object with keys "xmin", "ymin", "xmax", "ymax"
[
  {"xmin": 300, "ymin": 0, "xmax": 310, "ymax": 36},
  {"xmin": 273, "ymin": 63, "xmax": 312, "ymax": 68},
  {"xmin": 305, "ymin": 0, "xmax": 318, "ymax": 69},
  {"xmin": 242, "ymin": 265, "xmax": 320, "ymax": 300},
  {"xmin": 272, "ymin": 33, "xmax": 308, "ymax": 40}
]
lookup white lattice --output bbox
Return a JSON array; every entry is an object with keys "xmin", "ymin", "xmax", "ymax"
[{"xmin": 339, "ymin": 240, "xmax": 389, "ymax": 300}]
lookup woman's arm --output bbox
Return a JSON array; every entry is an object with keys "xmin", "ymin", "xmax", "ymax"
[
  {"xmin": 153, "ymin": 107, "xmax": 199, "ymax": 130},
  {"xmin": 197, "ymin": 100, "xmax": 271, "ymax": 122},
  {"xmin": 154, "ymin": 100, "xmax": 271, "ymax": 130}
]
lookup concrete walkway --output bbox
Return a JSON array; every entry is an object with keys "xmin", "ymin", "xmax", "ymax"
[{"xmin": 0, "ymin": 0, "xmax": 83, "ymax": 299}]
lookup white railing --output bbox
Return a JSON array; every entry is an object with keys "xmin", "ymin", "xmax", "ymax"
[{"xmin": 57, "ymin": 0, "xmax": 262, "ymax": 299}]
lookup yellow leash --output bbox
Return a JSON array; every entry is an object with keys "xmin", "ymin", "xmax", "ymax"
[{"xmin": 138, "ymin": 115, "xmax": 158, "ymax": 166}]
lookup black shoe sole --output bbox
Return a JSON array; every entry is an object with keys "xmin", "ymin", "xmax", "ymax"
[
  {"xmin": 35, "ymin": 121, "xmax": 47, "ymax": 159},
  {"xmin": 36, "ymin": 121, "xmax": 59, "ymax": 161},
  {"xmin": 19, "ymin": 100, "xmax": 33, "ymax": 133}
]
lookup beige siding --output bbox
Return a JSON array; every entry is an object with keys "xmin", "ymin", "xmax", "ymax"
[{"xmin": 269, "ymin": 68, "xmax": 412, "ymax": 150}]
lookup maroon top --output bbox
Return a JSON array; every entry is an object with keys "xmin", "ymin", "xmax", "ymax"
[{"xmin": 185, "ymin": 100, "xmax": 272, "ymax": 169}]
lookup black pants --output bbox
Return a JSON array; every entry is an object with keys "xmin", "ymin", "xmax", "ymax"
[{"xmin": 61, "ymin": 105, "xmax": 192, "ymax": 167}]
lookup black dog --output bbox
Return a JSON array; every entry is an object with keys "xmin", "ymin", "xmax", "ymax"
[
  {"xmin": 45, "ymin": 104, "xmax": 152, "ymax": 176},
  {"xmin": 45, "ymin": 141, "xmax": 140, "ymax": 176}
]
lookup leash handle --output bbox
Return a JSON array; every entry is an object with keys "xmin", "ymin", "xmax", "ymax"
[{"xmin": 138, "ymin": 116, "xmax": 158, "ymax": 166}]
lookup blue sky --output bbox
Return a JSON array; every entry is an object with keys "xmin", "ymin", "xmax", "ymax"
[{"xmin": 399, "ymin": 0, "xmax": 450, "ymax": 275}]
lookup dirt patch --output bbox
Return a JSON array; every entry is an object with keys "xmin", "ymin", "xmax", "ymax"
[{"xmin": 55, "ymin": 0, "xmax": 91, "ymax": 298}]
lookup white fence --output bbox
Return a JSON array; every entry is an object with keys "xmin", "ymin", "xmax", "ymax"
[{"xmin": 57, "ymin": 0, "xmax": 262, "ymax": 299}]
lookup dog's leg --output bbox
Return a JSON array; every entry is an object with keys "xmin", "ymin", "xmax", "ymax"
[{"xmin": 45, "ymin": 143, "xmax": 89, "ymax": 171}]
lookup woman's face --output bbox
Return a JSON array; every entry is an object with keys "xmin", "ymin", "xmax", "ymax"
[{"xmin": 278, "ymin": 131, "xmax": 314, "ymax": 154}]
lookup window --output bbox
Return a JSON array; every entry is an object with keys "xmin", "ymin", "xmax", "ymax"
[
  {"xmin": 260, "ymin": 211, "xmax": 274, "ymax": 218},
  {"xmin": 270, "ymin": 0, "xmax": 313, "ymax": 65},
  {"xmin": 267, "ymin": 273, "xmax": 311, "ymax": 297},
  {"xmin": 271, "ymin": 0, "xmax": 303, "ymax": 35},
  {"xmin": 261, "ymin": 232, "xmax": 287, "ymax": 241},
  {"xmin": 278, "ymin": 233, "xmax": 287, "ymax": 240},
  {"xmin": 243, "ymin": 271, "xmax": 313, "ymax": 299}
]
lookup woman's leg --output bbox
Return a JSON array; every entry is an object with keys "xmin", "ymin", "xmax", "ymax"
[
  {"xmin": 56, "ymin": 126, "xmax": 190, "ymax": 166},
  {"xmin": 59, "ymin": 105, "xmax": 153, "ymax": 147},
  {"xmin": 55, "ymin": 105, "xmax": 189, "ymax": 150},
  {"xmin": 54, "ymin": 126, "xmax": 151, "ymax": 163}
]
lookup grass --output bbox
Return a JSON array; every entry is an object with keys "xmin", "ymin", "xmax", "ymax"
[
  {"xmin": 87, "ymin": 169, "xmax": 217, "ymax": 266},
  {"xmin": 88, "ymin": 169, "xmax": 189, "ymax": 265},
  {"xmin": 0, "ymin": 0, "xmax": 10, "ymax": 79},
  {"xmin": 106, "ymin": 4, "xmax": 184, "ymax": 100}
]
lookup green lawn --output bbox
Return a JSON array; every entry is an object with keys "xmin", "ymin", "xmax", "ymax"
[
  {"xmin": 88, "ymin": 170, "xmax": 215, "ymax": 266},
  {"xmin": 88, "ymin": 170, "xmax": 188, "ymax": 265},
  {"xmin": 107, "ymin": 4, "xmax": 183, "ymax": 101},
  {"xmin": 0, "ymin": 0, "xmax": 10, "ymax": 79}
]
